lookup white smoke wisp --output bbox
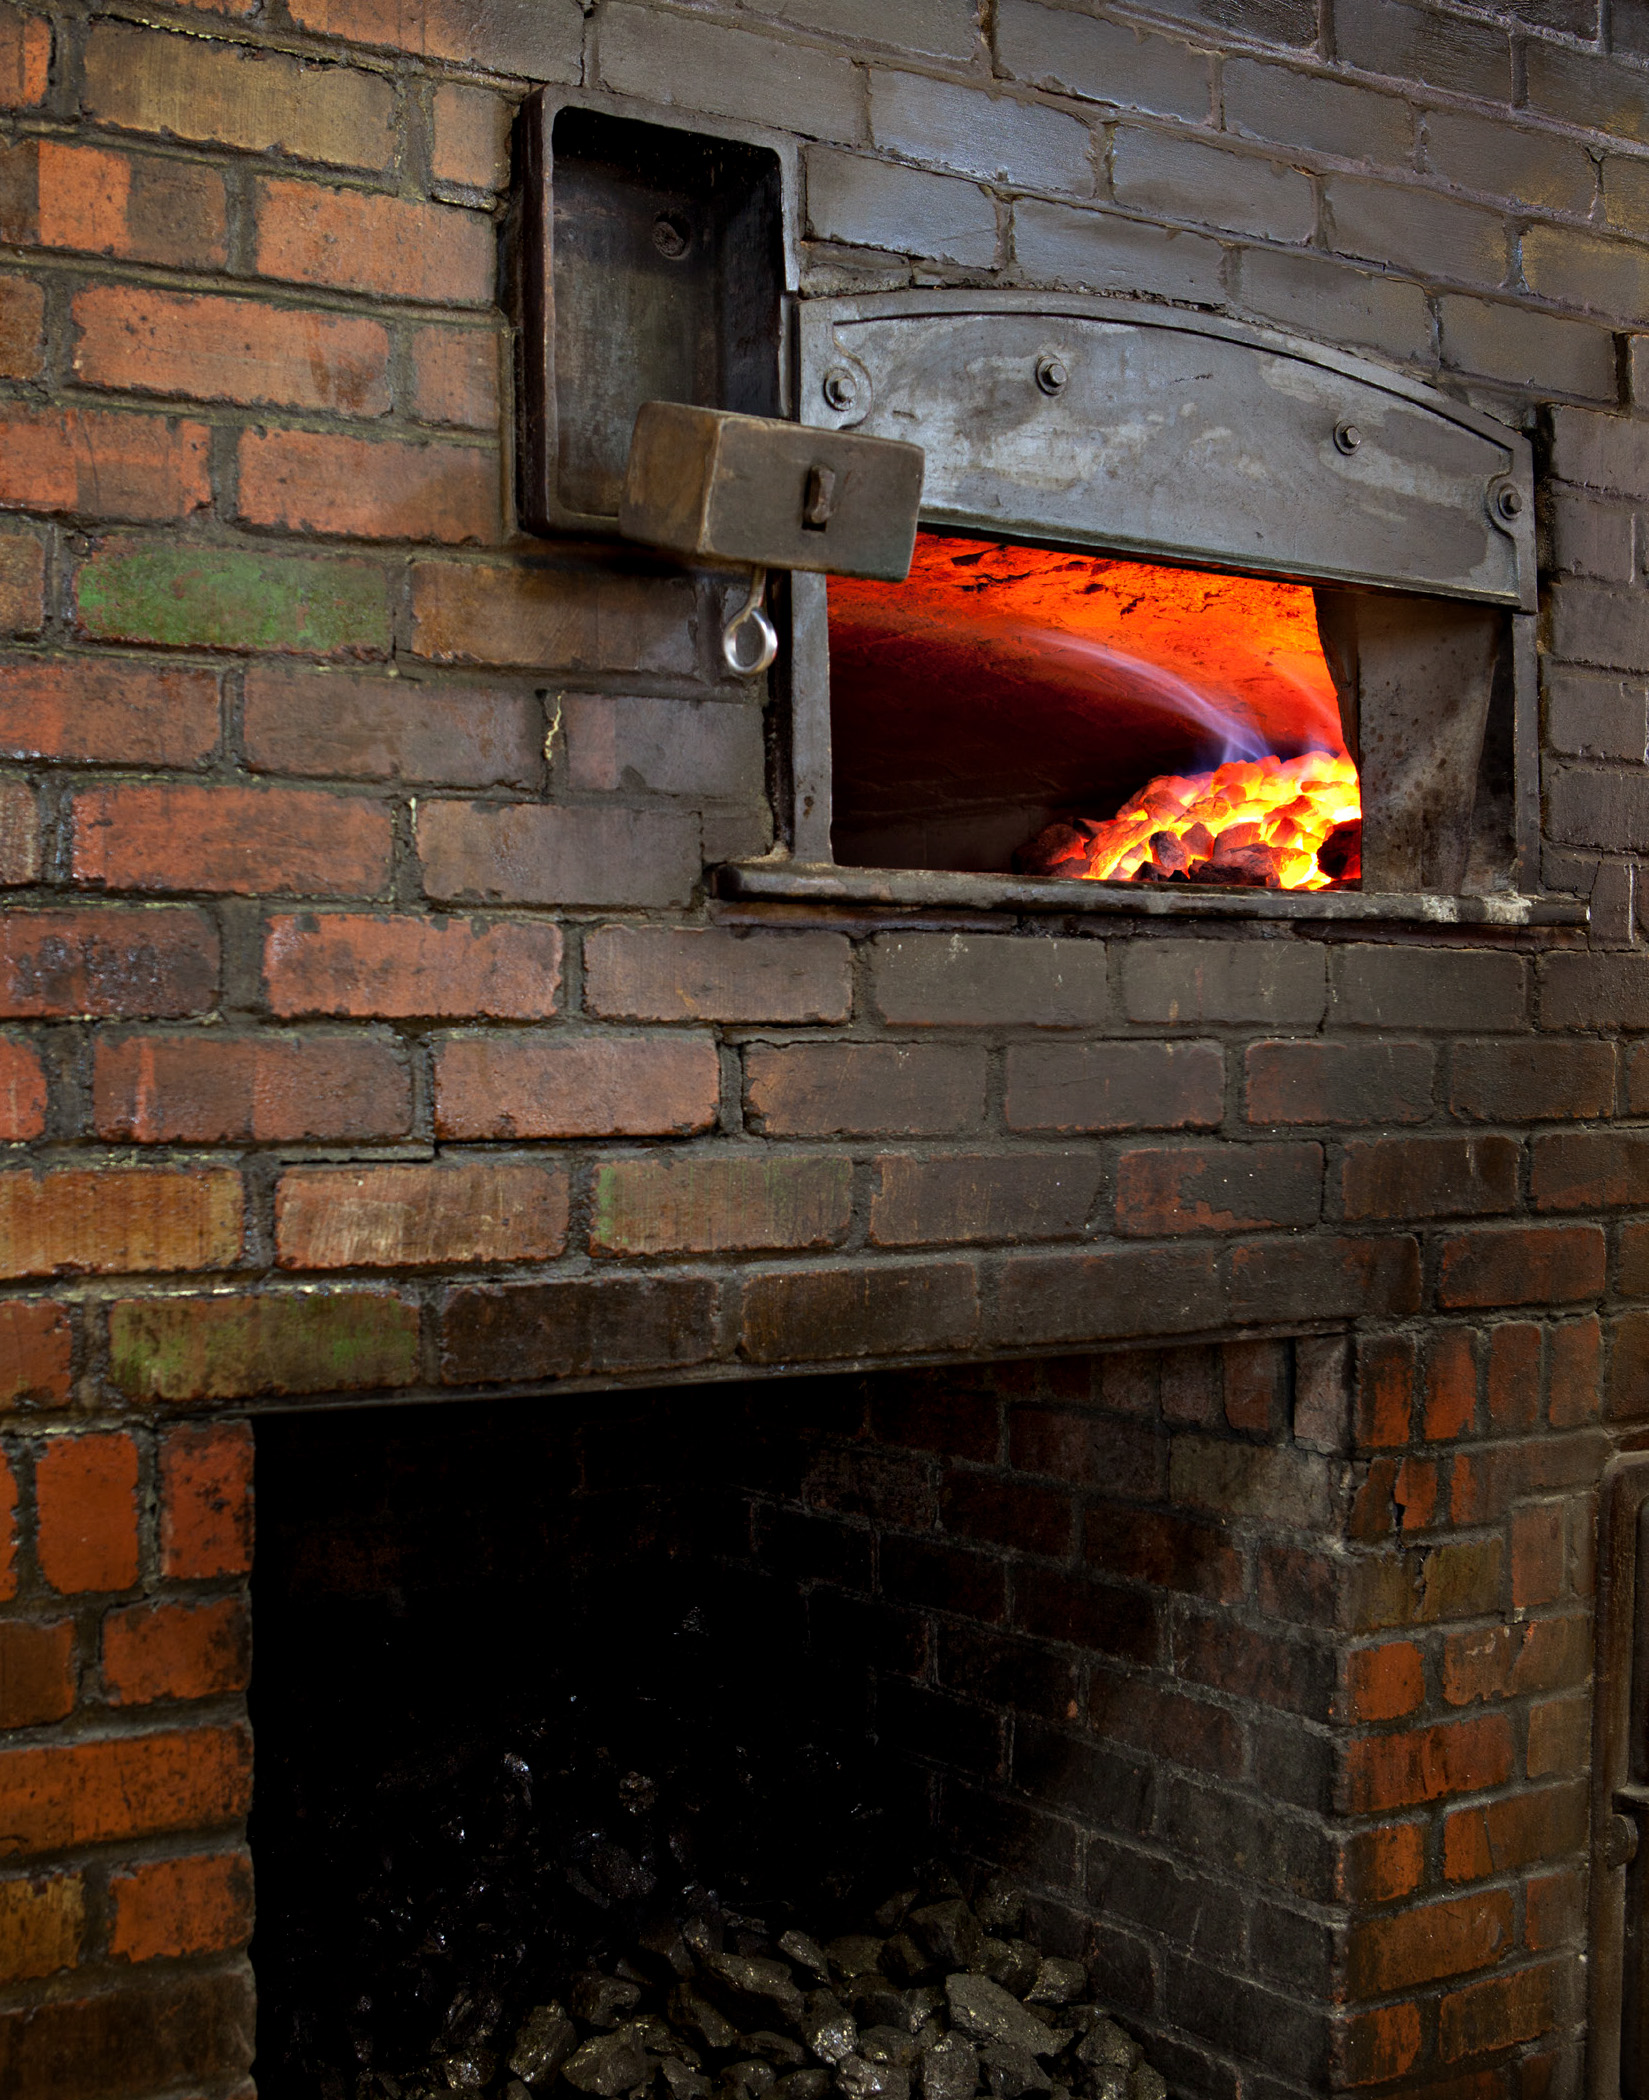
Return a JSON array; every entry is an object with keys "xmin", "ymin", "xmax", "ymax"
[{"xmin": 1015, "ymin": 626, "xmax": 1343, "ymax": 767}]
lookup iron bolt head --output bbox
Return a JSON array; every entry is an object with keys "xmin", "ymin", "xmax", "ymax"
[
  {"xmin": 822, "ymin": 367, "xmax": 859, "ymax": 412},
  {"xmin": 1036, "ymin": 355, "xmax": 1069, "ymax": 396},
  {"xmin": 652, "ymin": 211, "xmax": 691, "ymax": 259},
  {"xmin": 1333, "ymin": 421, "xmax": 1362, "ymax": 455},
  {"xmin": 1495, "ymin": 482, "xmax": 1524, "ymax": 520}
]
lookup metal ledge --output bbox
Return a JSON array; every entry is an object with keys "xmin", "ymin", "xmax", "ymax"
[{"xmin": 717, "ymin": 861, "xmax": 1589, "ymax": 928}]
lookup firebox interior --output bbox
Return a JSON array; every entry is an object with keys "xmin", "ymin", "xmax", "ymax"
[{"xmin": 827, "ymin": 534, "xmax": 1357, "ymax": 882}]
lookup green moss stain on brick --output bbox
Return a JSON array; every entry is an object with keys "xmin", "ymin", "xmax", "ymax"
[
  {"xmin": 590, "ymin": 1152, "xmax": 854, "ymax": 1256},
  {"xmin": 109, "ymin": 1289, "xmax": 419, "ymax": 1399},
  {"xmin": 76, "ymin": 544, "xmax": 391, "ymax": 657}
]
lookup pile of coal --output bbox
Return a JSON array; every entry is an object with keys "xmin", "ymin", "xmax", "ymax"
[{"xmin": 361, "ymin": 1872, "xmax": 1167, "ymax": 2100}]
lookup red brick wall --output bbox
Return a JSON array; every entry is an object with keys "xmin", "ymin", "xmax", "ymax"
[{"xmin": 1, "ymin": 0, "xmax": 1647, "ymax": 2090}]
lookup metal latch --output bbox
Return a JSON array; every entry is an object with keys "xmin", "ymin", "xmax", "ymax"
[{"xmin": 619, "ymin": 402, "xmax": 924, "ymax": 676}]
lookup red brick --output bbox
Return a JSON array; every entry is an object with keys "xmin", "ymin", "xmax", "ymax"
[
  {"xmin": 0, "ymin": 269, "xmax": 43, "ymax": 378},
  {"xmin": 276, "ymin": 1157, "xmax": 570, "ymax": 1268},
  {"xmin": 0, "ymin": 1619, "xmax": 74, "ymax": 1726},
  {"xmin": 943, "ymin": 1470, "xmax": 1073, "ymax": 1559},
  {"xmin": 119, "ymin": 1288, "xmax": 418, "ymax": 1401},
  {"xmin": 1012, "ymin": 1564, "xmax": 1158, "ymax": 1662},
  {"xmin": 0, "ymin": 1300, "xmax": 70, "ymax": 1407},
  {"xmin": 592, "ymin": 1151, "xmax": 850, "ymax": 1257},
  {"xmin": 1438, "ymin": 1963, "xmax": 1557, "ymax": 2064},
  {"xmin": 1547, "ymin": 1317, "xmax": 1600, "ymax": 1427},
  {"xmin": 1425, "ymin": 1328, "xmax": 1479, "ymax": 1441},
  {"xmin": 1438, "ymin": 1226, "xmax": 1606, "ymax": 1309},
  {"xmin": 0, "ymin": 528, "xmax": 44, "ymax": 630},
  {"xmin": 0, "ymin": 1724, "xmax": 251, "ymax": 1860},
  {"xmin": 0, "ymin": 1450, "xmax": 14, "ymax": 1599},
  {"xmin": 1450, "ymin": 1038, "xmax": 1615, "ymax": 1121},
  {"xmin": 412, "ymin": 322, "xmax": 500, "ymax": 427},
  {"xmin": 1336, "ymin": 2002, "xmax": 1423, "ymax": 2088},
  {"xmin": 289, "ymin": 0, "xmax": 580, "ymax": 72},
  {"xmin": 1486, "ymin": 1322, "xmax": 1541, "ymax": 1433},
  {"xmin": 435, "ymin": 1033, "xmax": 718, "ymax": 1139},
  {"xmin": 159, "ymin": 1423, "xmax": 252, "ymax": 1579},
  {"xmin": 432, "ymin": 80, "xmax": 511, "ymax": 187},
  {"xmin": 103, "ymin": 1596, "xmax": 250, "ymax": 1704},
  {"xmin": 1528, "ymin": 1693, "xmax": 1589, "ymax": 1777},
  {"xmin": 1088, "ymin": 1670, "xmax": 1243, "ymax": 1778},
  {"xmin": 746, "ymin": 1042, "xmax": 985, "ymax": 1136},
  {"xmin": 0, "ymin": 658, "xmax": 219, "ymax": 767},
  {"xmin": 586, "ymin": 925, "xmax": 851, "ymax": 1024},
  {"xmin": 417, "ymin": 799, "xmax": 697, "ymax": 910},
  {"xmin": 0, "ymin": 1871, "xmax": 84, "ymax": 1980},
  {"xmin": 1531, "ymin": 1128, "xmax": 1649, "ymax": 1210},
  {"xmin": 72, "ymin": 783, "xmax": 391, "ymax": 898},
  {"xmin": 1342, "ymin": 1135, "xmax": 1520, "ymax": 1221},
  {"xmin": 1512, "ymin": 1504, "xmax": 1565, "ymax": 1608},
  {"xmin": 1222, "ymin": 1337, "xmax": 1285, "ymax": 1433},
  {"xmin": 0, "ymin": 775, "xmax": 37, "ymax": 885},
  {"xmin": 1019, "ymin": 1409, "xmax": 1160, "ymax": 1497},
  {"xmin": 0, "ymin": 407, "xmax": 209, "ymax": 522},
  {"xmin": 1442, "ymin": 1782, "xmax": 1588, "ymax": 1883},
  {"xmin": 83, "ymin": 19, "xmax": 393, "ymax": 166},
  {"xmin": 1160, "ymin": 1344, "xmax": 1219, "ymax": 1425},
  {"xmin": 1347, "ymin": 1889, "xmax": 1515, "ymax": 1996},
  {"xmin": 1115, "ymin": 1141, "xmax": 1321, "ymax": 1234},
  {"xmin": 740, "ymin": 1261, "xmax": 980, "ymax": 1366},
  {"xmin": 1441, "ymin": 1615, "xmax": 1589, "ymax": 1706},
  {"xmin": 411, "ymin": 559, "xmax": 695, "ymax": 674},
  {"xmin": 34, "ymin": 1432, "xmax": 140, "ymax": 1593},
  {"xmin": 1083, "ymin": 1506, "xmax": 1241, "ymax": 1602},
  {"xmin": 0, "ymin": 1034, "xmax": 44, "ymax": 1137},
  {"xmin": 0, "ymin": 139, "xmax": 226, "ymax": 267},
  {"xmin": 1349, "ymin": 1456, "xmax": 1399, "ymax": 1542},
  {"xmin": 265, "ymin": 912, "xmax": 561, "ymax": 1020},
  {"xmin": 255, "ymin": 177, "xmax": 493, "ymax": 304},
  {"xmin": 439, "ymin": 1272, "xmax": 717, "ymax": 1386},
  {"xmin": 1341, "ymin": 1821, "xmax": 1425, "ymax": 1905},
  {"xmin": 1340, "ymin": 1714, "xmax": 1515, "ymax": 1813},
  {"xmin": 95, "ymin": 1032, "xmax": 410, "ymax": 1143},
  {"xmin": 243, "ymin": 667, "xmax": 537, "ymax": 787},
  {"xmin": 871, "ymin": 1380, "xmax": 997, "ymax": 1462},
  {"xmin": 1244, "ymin": 1037, "xmax": 1434, "ymax": 1125},
  {"xmin": 1344, "ymin": 1641, "xmax": 1425, "ymax": 1721},
  {"xmin": 72, "ymin": 283, "xmax": 390, "ymax": 413},
  {"xmin": 1004, "ymin": 1040, "xmax": 1223, "ymax": 1132},
  {"xmin": 109, "ymin": 1849, "xmax": 251, "ymax": 1962},
  {"xmin": 0, "ymin": 2, "xmax": 49, "ymax": 110},
  {"xmin": 1357, "ymin": 1333, "xmax": 1415, "ymax": 1448},
  {"xmin": 869, "ymin": 1150, "xmax": 1099, "ymax": 1248},
  {"xmin": 1609, "ymin": 1308, "xmax": 1649, "ymax": 1420},
  {"xmin": 1525, "ymin": 1869, "xmax": 1585, "ymax": 1952},
  {"xmin": 237, "ymin": 427, "xmax": 497, "ymax": 544},
  {"xmin": 0, "ymin": 907, "xmax": 218, "ymax": 1017},
  {"xmin": 0, "ymin": 1167, "xmax": 241, "ymax": 1277}
]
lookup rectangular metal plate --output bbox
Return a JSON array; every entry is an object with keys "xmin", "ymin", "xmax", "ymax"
[
  {"xmin": 620, "ymin": 402, "xmax": 924, "ymax": 579},
  {"xmin": 517, "ymin": 97, "xmax": 790, "ymax": 538},
  {"xmin": 801, "ymin": 293, "xmax": 1535, "ymax": 609}
]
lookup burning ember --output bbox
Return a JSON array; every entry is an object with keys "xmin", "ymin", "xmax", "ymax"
[{"xmin": 1018, "ymin": 751, "xmax": 1361, "ymax": 891}]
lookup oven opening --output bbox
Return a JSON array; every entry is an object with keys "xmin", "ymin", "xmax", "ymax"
[{"xmin": 827, "ymin": 532, "xmax": 1360, "ymax": 891}]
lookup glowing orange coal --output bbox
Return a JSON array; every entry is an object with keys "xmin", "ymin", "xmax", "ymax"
[{"xmin": 1022, "ymin": 751, "xmax": 1362, "ymax": 890}]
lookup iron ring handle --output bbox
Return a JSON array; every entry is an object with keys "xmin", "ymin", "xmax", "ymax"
[{"xmin": 723, "ymin": 568, "xmax": 778, "ymax": 678}]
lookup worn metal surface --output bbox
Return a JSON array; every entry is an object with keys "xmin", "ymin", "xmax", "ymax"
[
  {"xmin": 1587, "ymin": 1452, "xmax": 1649, "ymax": 2100},
  {"xmin": 517, "ymin": 95, "xmax": 795, "ymax": 538},
  {"xmin": 620, "ymin": 402, "xmax": 923, "ymax": 577},
  {"xmin": 800, "ymin": 293, "xmax": 1535, "ymax": 610},
  {"xmin": 715, "ymin": 860, "xmax": 1585, "ymax": 926},
  {"xmin": 1315, "ymin": 589, "xmax": 1502, "ymax": 893}
]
